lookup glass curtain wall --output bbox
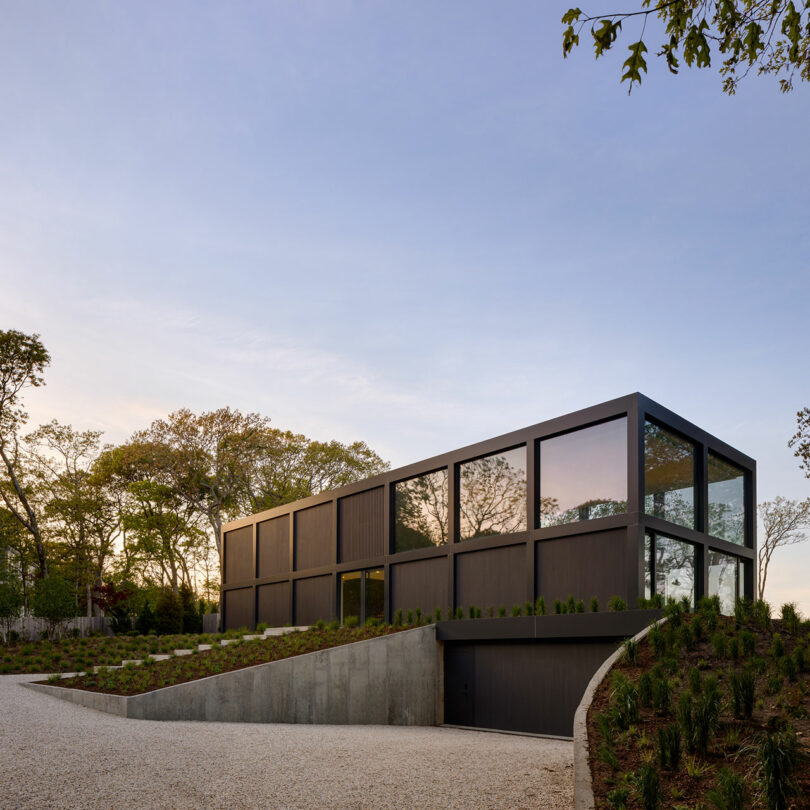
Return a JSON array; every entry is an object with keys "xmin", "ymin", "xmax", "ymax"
[
  {"xmin": 539, "ymin": 417, "xmax": 628, "ymax": 527},
  {"xmin": 644, "ymin": 422, "xmax": 696, "ymax": 530},
  {"xmin": 708, "ymin": 550, "xmax": 741, "ymax": 615},
  {"xmin": 708, "ymin": 453, "xmax": 746, "ymax": 545},
  {"xmin": 393, "ymin": 469, "xmax": 448, "ymax": 552},
  {"xmin": 458, "ymin": 446, "xmax": 526, "ymax": 541},
  {"xmin": 644, "ymin": 532, "xmax": 696, "ymax": 607}
]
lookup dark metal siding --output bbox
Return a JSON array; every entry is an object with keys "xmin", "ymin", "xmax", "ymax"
[
  {"xmin": 455, "ymin": 544, "xmax": 527, "ymax": 611},
  {"xmin": 223, "ymin": 526, "xmax": 253, "ymax": 584},
  {"xmin": 444, "ymin": 639, "xmax": 619, "ymax": 736},
  {"xmin": 223, "ymin": 587, "xmax": 254, "ymax": 630},
  {"xmin": 257, "ymin": 581, "xmax": 291, "ymax": 627},
  {"xmin": 390, "ymin": 557, "xmax": 450, "ymax": 617},
  {"xmin": 338, "ymin": 487, "xmax": 385, "ymax": 563},
  {"xmin": 257, "ymin": 515, "xmax": 290, "ymax": 578},
  {"xmin": 294, "ymin": 575, "xmax": 334, "ymax": 624},
  {"xmin": 535, "ymin": 528, "xmax": 636, "ymax": 606},
  {"xmin": 294, "ymin": 503, "xmax": 333, "ymax": 571}
]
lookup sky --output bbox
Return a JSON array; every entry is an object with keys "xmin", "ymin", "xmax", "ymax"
[{"xmin": 1, "ymin": 2, "xmax": 808, "ymax": 608}]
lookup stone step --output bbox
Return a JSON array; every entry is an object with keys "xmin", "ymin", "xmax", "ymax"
[
  {"xmin": 148, "ymin": 654, "xmax": 171, "ymax": 662},
  {"xmin": 220, "ymin": 639, "xmax": 239, "ymax": 646},
  {"xmin": 242, "ymin": 634, "xmax": 263, "ymax": 641},
  {"xmin": 262, "ymin": 625, "xmax": 310, "ymax": 637},
  {"xmin": 197, "ymin": 644, "xmax": 212, "ymax": 651},
  {"xmin": 173, "ymin": 649, "xmax": 193, "ymax": 656},
  {"xmin": 121, "ymin": 659, "xmax": 143, "ymax": 667}
]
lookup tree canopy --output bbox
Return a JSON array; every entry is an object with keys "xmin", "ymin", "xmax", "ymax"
[{"xmin": 561, "ymin": 0, "xmax": 810, "ymax": 92}]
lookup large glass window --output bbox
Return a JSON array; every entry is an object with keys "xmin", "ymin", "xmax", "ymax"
[
  {"xmin": 340, "ymin": 568, "xmax": 385, "ymax": 624},
  {"xmin": 458, "ymin": 446, "xmax": 526, "ymax": 541},
  {"xmin": 393, "ymin": 469, "xmax": 448, "ymax": 553},
  {"xmin": 645, "ymin": 532, "xmax": 696, "ymax": 607},
  {"xmin": 644, "ymin": 421, "xmax": 696, "ymax": 530},
  {"xmin": 708, "ymin": 453, "xmax": 746, "ymax": 545},
  {"xmin": 708, "ymin": 550, "xmax": 741, "ymax": 615},
  {"xmin": 539, "ymin": 418, "xmax": 628, "ymax": 527}
]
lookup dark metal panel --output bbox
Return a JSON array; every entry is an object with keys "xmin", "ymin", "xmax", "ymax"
[
  {"xmin": 455, "ymin": 544, "xmax": 527, "ymax": 613},
  {"xmin": 256, "ymin": 581, "xmax": 292, "ymax": 627},
  {"xmin": 294, "ymin": 575, "xmax": 334, "ymax": 624},
  {"xmin": 257, "ymin": 515, "xmax": 290, "ymax": 578},
  {"xmin": 338, "ymin": 487, "xmax": 385, "ymax": 563},
  {"xmin": 223, "ymin": 587, "xmax": 254, "ymax": 631},
  {"xmin": 444, "ymin": 640, "xmax": 619, "ymax": 736},
  {"xmin": 294, "ymin": 503, "xmax": 334, "ymax": 571},
  {"xmin": 390, "ymin": 557, "xmax": 450, "ymax": 618},
  {"xmin": 535, "ymin": 528, "xmax": 636, "ymax": 606},
  {"xmin": 223, "ymin": 526, "xmax": 253, "ymax": 585}
]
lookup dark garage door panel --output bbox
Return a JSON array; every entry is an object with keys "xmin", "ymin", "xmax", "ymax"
[{"xmin": 444, "ymin": 639, "xmax": 618, "ymax": 737}]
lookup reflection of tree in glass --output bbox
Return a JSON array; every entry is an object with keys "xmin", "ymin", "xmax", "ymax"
[
  {"xmin": 708, "ymin": 501, "xmax": 744, "ymax": 545},
  {"xmin": 655, "ymin": 536, "xmax": 695, "ymax": 606},
  {"xmin": 393, "ymin": 470, "xmax": 447, "ymax": 552},
  {"xmin": 709, "ymin": 552, "xmax": 737, "ymax": 614},
  {"xmin": 459, "ymin": 454, "xmax": 526, "ymax": 540},
  {"xmin": 542, "ymin": 496, "xmax": 627, "ymax": 526},
  {"xmin": 645, "ymin": 423, "xmax": 695, "ymax": 528}
]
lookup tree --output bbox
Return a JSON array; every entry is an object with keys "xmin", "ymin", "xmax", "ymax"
[
  {"xmin": 757, "ymin": 496, "xmax": 810, "ymax": 597},
  {"xmin": 0, "ymin": 579, "xmax": 23, "ymax": 642},
  {"xmin": 561, "ymin": 0, "xmax": 810, "ymax": 93},
  {"xmin": 0, "ymin": 330, "xmax": 50, "ymax": 577},
  {"xmin": 789, "ymin": 407, "xmax": 810, "ymax": 477},
  {"xmin": 154, "ymin": 587, "xmax": 183, "ymax": 635},
  {"xmin": 32, "ymin": 575, "xmax": 75, "ymax": 639}
]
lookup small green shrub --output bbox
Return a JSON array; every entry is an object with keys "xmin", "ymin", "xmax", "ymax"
[
  {"xmin": 455, "ymin": 607, "xmax": 463, "ymax": 620},
  {"xmin": 657, "ymin": 723, "xmax": 681, "ymax": 770},
  {"xmin": 706, "ymin": 766, "xmax": 747, "ymax": 810},
  {"xmin": 692, "ymin": 676, "xmax": 722, "ymax": 755},
  {"xmin": 650, "ymin": 626, "xmax": 667, "ymax": 659},
  {"xmin": 692, "ymin": 615, "xmax": 705, "ymax": 642},
  {"xmin": 433, "ymin": 608, "xmax": 442, "ymax": 622},
  {"xmin": 638, "ymin": 672, "xmax": 653, "ymax": 707},
  {"xmin": 566, "ymin": 594, "xmax": 576, "ymax": 614},
  {"xmin": 393, "ymin": 609, "xmax": 402, "ymax": 626},
  {"xmin": 689, "ymin": 666, "xmax": 703, "ymax": 695},
  {"xmin": 611, "ymin": 672, "xmax": 640, "ymax": 730},
  {"xmin": 344, "ymin": 615, "xmax": 359, "ymax": 628},
  {"xmin": 652, "ymin": 676, "xmax": 671, "ymax": 717},
  {"xmin": 767, "ymin": 674, "xmax": 783, "ymax": 695},
  {"xmin": 770, "ymin": 633, "xmax": 785, "ymax": 659},
  {"xmin": 637, "ymin": 763, "xmax": 662, "ymax": 810},
  {"xmin": 712, "ymin": 632, "xmax": 728, "ymax": 658},
  {"xmin": 780, "ymin": 654, "xmax": 797, "ymax": 682},
  {"xmin": 780, "ymin": 603, "xmax": 801, "ymax": 635},
  {"xmin": 497, "ymin": 605, "xmax": 506, "ymax": 618},
  {"xmin": 623, "ymin": 638, "xmax": 639, "ymax": 666},
  {"xmin": 730, "ymin": 669, "xmax": 756, "ymax": 719},
  {"xmin": 553, "ymin": 600, "xmax": 562, "ymax": 615},
  {"xmin": 415, "ymin": 607, "xmax": 423, "ymax": 624},
  {"xmin": 590, "ymin": 596, "xmax": 599, "ymax": 613},
  {"xmin": 793, "ymin": 645, "xmax": 805, "ymax": 672},
  {"xmin": 734, "ymin": 596, "xmax": 751, "ymax": 627},
  {"xmin": 728, "ymin": 636, "xmax": 739, "ymax": 660},
  {"xmin": 753, "ymin": 599, "xmax": 772, "ymax": 631},
  {"xmin": 256, "ymin": 622, "xmax": 268, "ymax": 633},
  {"xmin": 535, "ymin": 596, "xmax": 546, "ymax": 616},
  {"xmin": 759, "ymin": 728, "xmax": 799, "ymax": 810},
  {"xmin": 523, "ymin": 601, "xmax": 533, "ymax": 616},
  {"xmin": 678, "ymin": 622, "xmax": 694, "ymax": 651},
  {"xmin": 606, "ymin": 785, "xmax": 629, "ymax": 809},
  {"xmin": 511, "ymin": 605, "xmax": 522, "ymax": 617},
  {"xmin": 406, "ymin": 609, "xmax": 414, "ymax": 625},
  {"xmin": 608, "ymin": 595, "xmax": 627, "ymax": 612},
  {"xmin": 575, "ymin": 599, "xmax": 585, "ymax": 613}
]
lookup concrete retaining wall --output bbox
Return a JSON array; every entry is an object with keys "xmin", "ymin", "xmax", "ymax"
[
  {"xmin": 572, "ymin": 618, "xmax": 665, "ymax": 810},
  {"xmin": 23, "ymin": 625, "xmax": 442, "ymax": 725}
]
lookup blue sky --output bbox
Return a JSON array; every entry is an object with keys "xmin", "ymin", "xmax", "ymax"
[{"xmin": 1, "ymin": 2, "xmax": 808, "ymax": 606}]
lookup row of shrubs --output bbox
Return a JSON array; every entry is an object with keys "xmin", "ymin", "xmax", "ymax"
[{"xmin": 595, "ymin": 596, "xmax": 807, "ymax": 810}]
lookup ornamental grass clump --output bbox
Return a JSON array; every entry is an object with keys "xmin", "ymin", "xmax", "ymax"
[
  {"xmin": 652, "ymin": 675, "xmax": 671, "ymax": 717},
  {"xmin": 637, "ymin": 762, "xmax": 662, "ymax": 810},
  {"xmin": 780, "ymin": 603, "xmax": 801, "ymax": 635},
  {"xmin": 622, "ymin": 638, "xmax": 639, "ymax": 666},
  {"xmin": 729, "ymin": 668, "xmax": 756, "ymax": 720},
  {"xmin": 657, "ymin": 723, "xmax": 681, "ymax": 770},
  {"xmin": 610, "ymin": 672, "xmax": 640, "ymax": 730},
  {"xmin": 759, "ymin": 728, "xmax": 799, "ymax": 810},
  {"xmin": 535, "ymin": 596, "xmax": 546, "ymax": 616},
  {"xmin": 706, "ymin": 766, "xmax": 747, "ymax": 810}
]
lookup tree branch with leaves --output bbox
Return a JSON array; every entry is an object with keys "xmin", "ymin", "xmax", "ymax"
[{"xmin": 562, "ymin": 0, "xmax": 810, "ymax": 93}]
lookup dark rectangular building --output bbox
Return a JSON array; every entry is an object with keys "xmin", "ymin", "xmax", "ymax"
[{"xmin": 221, "ymin": 393, "xmax": 756, "ymax": 631}]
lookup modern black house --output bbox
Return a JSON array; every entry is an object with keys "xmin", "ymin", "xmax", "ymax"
[{"xmin": 220, "ymin": 393, "xmax": 755, "ymax": 632}]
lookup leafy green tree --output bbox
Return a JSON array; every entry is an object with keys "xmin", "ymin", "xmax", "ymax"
[
  {"xmin": 789, "ymin": 407, "xmax": 810, "ymax": 477},
  {"xmin": 155, "ymin": 587, "xmax": 183, "ymax": 635},
  {"xmin": 0, "ymin": 578, "xmax": 23, "ymax": 642},
  {"xmin": 135, "ymin": 600, "xmax": 156, "ymax": 635},
  {"xmin": 179, "ymin": 584, "xmax": 202, "ymax": 634},
  {"xmin": 0, "ymin": 330, "xmax": 50, "ymax": 578},
  {"xmin": 32, "ymin": 575, "xmax": 75, "ymax": 639},
  {"xmin": 561, "ymin": 0, "xmax": 810, "ymax": 93}
]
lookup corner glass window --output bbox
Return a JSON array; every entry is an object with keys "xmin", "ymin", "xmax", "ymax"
[
  {"xmin": 708, "ymin": 550, "xmax": 741, "ymax": 615},
  {"xmin": 708, "ymin": 453, "xmax": 745, "ymax": 545},
  {"xmin": 644, "ymin": 421, "xmax": 696, "ymax": 530},
  {"xmin": 653, "ymin": 533, "xmax": 696, "ymax": 608},
  {"xmin": 539, "ymin": 417, "xmax": 628, "ymax": 527},
  {"xmin": 459, "ymin": 446, "xmax": 527, "ymax": 541},
  {"xmin": 393, "ymin": 469, "xmax": 448, "ymax": 553}
]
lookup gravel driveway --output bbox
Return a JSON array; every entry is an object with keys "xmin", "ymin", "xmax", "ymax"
[{"xmin": 0, "ymin": 674, "xmax": 573, "ymax": 809}]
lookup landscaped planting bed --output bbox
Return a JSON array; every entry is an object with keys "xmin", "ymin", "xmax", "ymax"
[
  {"xmin": 588, "ymin": 598, "xmax": 809, "ymax": 809},
  {"xmin": 43, "ymin": 624, "xmax": 408, "ymax": 696},
  {"xmin": 0, "ymin": 632, "xmax": 239, "ymax": 674}
]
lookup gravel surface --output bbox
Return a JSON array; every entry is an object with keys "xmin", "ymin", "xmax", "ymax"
[{"xmin": 0, "ymin": 674, "xmax": 573, "ymax": 809}]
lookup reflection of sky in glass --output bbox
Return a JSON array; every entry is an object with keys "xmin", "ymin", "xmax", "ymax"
[
  {"xmin": 459, "ymin": 446, "xmax": 526, "ymax": 540},
  {"xmin": 708, "ymin": 454, "xmax": 745, "ymax": 545},
  {"xmin": 540, "ymin": 418, "xmax": 627, "ymax": 527},
  {"xmin": 644, "ymin": 422, "xmax": 696, "ymax": 530},
  {"xmin": 655, "ymin": 534, "xmax": 695, "ymax": 607},
  {"xmin": 709, "ymin": 550, "xmax": 739, "ymax": 615}
]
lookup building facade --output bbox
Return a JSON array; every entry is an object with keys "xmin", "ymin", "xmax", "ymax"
[{"xmin": 220, "ymin": 393, "xmax": 755, "ymax": 631}]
